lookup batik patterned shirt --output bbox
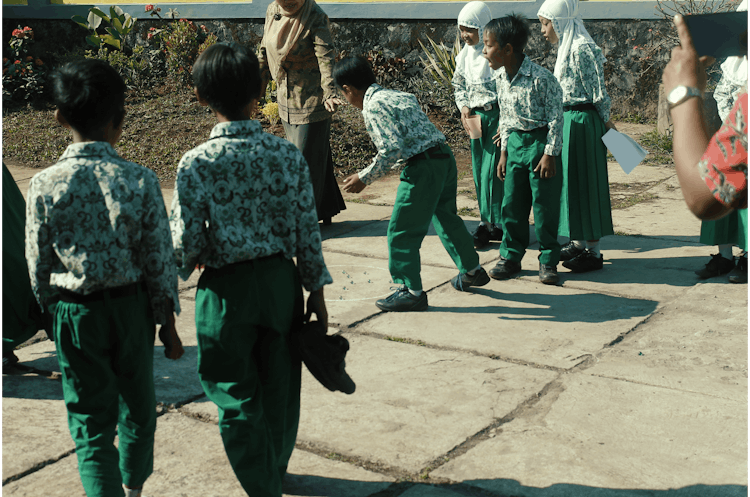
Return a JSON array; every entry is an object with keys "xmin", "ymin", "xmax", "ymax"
[
  {"xmin": 714, "ymin": 75, "xmax": 745, "ymax": 121},
  {"xmin": 170, "ymin": 120, "xmax": 332, "ymax": 292},
  {"xmin": 25, "ymin": 142, "xmax": 179, "ymax": 325},
  {"xmin": 556, "ymin": 40, "xmax": 611, "ymax": 123},
  {"xmin": 452, "ymin": 64, "xmax": 498, "ymax": 111},
  {"xmin": 698, "ymin": 92, "xmax": 748, "ymax": 210},
  {"xmin": 358, "ymin": 84, "xmax": 446, "ymax": 185},
  {"xmin": 494, "ymin": 56, "xmax": 563, "ymax": 156}
]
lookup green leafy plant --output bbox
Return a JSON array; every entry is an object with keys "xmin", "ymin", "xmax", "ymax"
[
  {"xmin": 418, "ymin": 32, "xmax": 461, "ymax": 90},
  {"xmin": 145, "ymin": 5, "xmax": 218, "ymax": 87},
  {"xmin": 85, "ymin": 45, "xmax": 158, "ymax": 89},
  {"xmin": 2, "ymin": 26, "xmax": 47, "ymax": 104},
  {"xmin": 72, "ymin": 6, "xmax": 136, "ymax": 51}
]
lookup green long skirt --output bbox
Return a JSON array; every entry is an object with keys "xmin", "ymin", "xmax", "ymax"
[
  {"xmin": 739, "ymin": 209, "xmax": 748, "ymax": 251},
  {"xmin": 470, "ymin": 107, "xmax": 503, "ymax": 224},
  {"xmin": 700, "ymin": 210, "xmax": 739, "ymax": 246},
  {"xmin": 559, "ymin": 108, "xmax": 614, "ymax": 241}
]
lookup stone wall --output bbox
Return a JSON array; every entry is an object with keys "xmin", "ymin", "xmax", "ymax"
[{"xmin": 3, "ymin": 17, "xmax": 671, "ymax": 119}]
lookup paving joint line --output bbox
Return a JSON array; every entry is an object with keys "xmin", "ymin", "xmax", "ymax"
[{"xmin": 2, "ymin": 448, "xmax": 76, "ymax": 486}]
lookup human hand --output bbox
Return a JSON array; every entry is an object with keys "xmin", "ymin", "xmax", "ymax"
[
  {"xmin": 492, "ymin": 129, "xmax": 503, "ymax": 147},
  {"xmin": 324, "ymin": 97, "xmax": 346, "ymax": 113},
  {"xmin": 158, "ymin": 313, "xmax": 184, "ymax": 360},
  {"xmin": 533, "ymin": 154, "xmax": 557, "ymax": 179},
  {"xmin": 497, "ymin": 150, "xmax": 508, "ymax": 180},
  {"xmin": 662, "ymin": 14, "xmax": 715, "ymax": 96},
  {"xmin": 460, "ymin": 107, "xmax": 471, "ymax": 121},
  {"xmin": 306, "ymin": 288, "xmax": 328, "ymax": 329},
  {"xmin": 343, "ymin": 173, "xmax": 366, "ymax": 193},
  {"xmin": 604, "ymin": 120, "xmax": 618, "ymax": 131}
]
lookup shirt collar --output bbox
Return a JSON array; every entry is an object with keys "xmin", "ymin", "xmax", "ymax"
[
  {"xmin": 208, "ymin": 119, "xmax": 262, "ymax": 140},
  {"xmin": 363, "ymin": 83, "xmax": 382, "ymax": 107},
  {"xmin": 516, "ymin": 54, "xmax": 532, "ymax": 78},
  {"xmin": 58, "ymin": 141, "xmax": 120, "ymax": 161}
]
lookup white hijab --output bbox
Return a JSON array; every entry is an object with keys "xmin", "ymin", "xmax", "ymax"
[
  {"xmin": 720, "ymin": 0, "xmax": 748, "ymax": 85},
  {"xmin": 537, "ymin": 0, "xmax": 606, "ymax": 80},
  {"xmin": 455, "ymin": 1, "xmax": 494, "ymax": 84}
]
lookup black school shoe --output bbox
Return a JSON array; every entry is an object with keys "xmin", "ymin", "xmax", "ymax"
[
  {"xmin": 376, "ymin": 287, "xmax": 428, "ymax": 312},
  {"xmin": 728, "ymin": 256, "xmax": 748, "ymax": 284},
  {"xmin": 489, "ymin": 258, "xmax": 521, "ymax": 280},
  {"xmin": 695, "ymin": 253, "xmax": 735, "ymax": 279},
  {"xmin": 473, "ymin": 224, "xmax": 491, "ymax": 248},
  {"xmin": 489, "ymin": 224, "xmax": 503, "ymax": 242},
  {"xmin": 559, "ymin": 241, "xmax": 585, "ymax": 262},
  {"xmin": 562, "ymin": 249, "xmax": 603, "ymax": 273},
  {"xmin": 539, "ymin": 265, "xmax": 559, "ymax": 285},
  {"xmin": 451, "ymin": 267, "xmax": 491, "ymax": 291}
]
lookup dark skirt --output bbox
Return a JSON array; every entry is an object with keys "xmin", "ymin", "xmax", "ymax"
[{"xmin": 282, "ymin": 118, "xmax": 346, "ymax": 222}]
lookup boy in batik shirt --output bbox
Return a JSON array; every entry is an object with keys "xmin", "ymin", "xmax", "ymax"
[
  {"xmin": 25, "ymin": 59, "xmax": 182, "ymax": 497},
  {"xmin": 337, "ymin": 56, "xmax": 489, "ymax": 312},
  {"xmin": 483, "ymin": 14, "xmax": 565, "ymax": 285},
  {"xmin": 169, "ymin": 42, "xmax": 331, "ymax": 497}
]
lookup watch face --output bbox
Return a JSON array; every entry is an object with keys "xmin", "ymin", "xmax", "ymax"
[{"xmin": 668, "ymin": 86, "xmax": 688, "ymax": 104}]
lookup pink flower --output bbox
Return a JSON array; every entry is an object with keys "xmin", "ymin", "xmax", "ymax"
[
  {"xmin": 147, "ymin": 33, "xmax": 154, "ymax": 40},
  {"xmin": 200, "ymin": 24, "xmax": 207, "ymax": 32},
  {"xmin": 145, "ymin": 4, "xmax": 154, "ymax": 11},
  {"xmin": 23, "ymin": 26, "xmax": 31, "ymax": 31},
  {"xmin": 14, "ymin": 60, "xmax": 20, "ymax": 64},
  {"xmin": 149, "ymin": 27, "xmax": 157, "ymax": 31},
  {"xmin": 633, "ymin": 45, "xmax": 639, "ymax": 49}
]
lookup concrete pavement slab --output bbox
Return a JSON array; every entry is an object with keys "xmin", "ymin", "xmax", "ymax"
[
  {"xmin": 555, "ymin": 235, "xmax": 721, "ymax": 303},
  {"xmin": 612, "ymin": 196, "xmax": 702, "ymax": 241},
  {"xmin": 586, "ymin": 281, "xmax": 748, "ymax": 400},
  {"xmin": 308, "ymin": 252, "xmax": 457, "ymax": 325},
  {"xmin": 296, "ymin": 334, "xmax": 557, "ymax": 473},
  {"xmin": 355, "ymin": 279, "xmax": 657, "ymax": 370},
  {"xmin": 319, "ymin": 202, "xmax": 394, "ymax": 240},
  {"xmin": 433, "ymin": 373, "xmax": 747, "ymax": 494}
]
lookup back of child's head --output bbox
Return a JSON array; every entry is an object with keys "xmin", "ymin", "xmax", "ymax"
[
  {"xmin": 52, "ymin": 59, "xmax": 126, "ymax": 136},
  {"xmin": 332, "ymin": 56, "xmax": 377, "ymax": 91},
  {"xmin": 484, "ymin": 13, "xmax": 530, "ymax": 53},
  {"xmin": 192, "ymin": 42, "xmax": 261, "ymax": 116}
]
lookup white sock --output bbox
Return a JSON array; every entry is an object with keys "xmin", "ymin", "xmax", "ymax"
[
  {"xmin": 718, "ymin": 244, "xmax": 733, "ymax": 260},
  {"xmin": 479, "ymin": 221, "xmax": 488, "ymax": 227},
  {"xmin": 467, "ymin": 264, "xmax": 482, "ymax": 276},
  {"xmin": 408, "ymin": 288, "xmax": 423, "ymax": 297},
  {"xmin": 586, "ymin": 240, "xmax": 600, "ymax": 257},
  {"xmin": 123, "ymin": 489, "xmax": 142, "ymax": 497},
  {"xmin": 572, "ymin": 240, "xmax": 585, "ymax": 249}
]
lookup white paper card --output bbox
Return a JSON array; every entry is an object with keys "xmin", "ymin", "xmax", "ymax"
[{"xmin": 601, "ymin": 129, "xmax": 649, "ymax": 175}]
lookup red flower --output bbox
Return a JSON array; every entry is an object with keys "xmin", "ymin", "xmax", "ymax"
[
  {"xmin": 200, "ymin": 25, "xmax": 207, "ymax": 32},
  {"xmin": 149, "ymin": 27, "xmax": 156, "ymax": 31},
  {"xmin": 179, "ymin": 18, "xmax": 187, "ymax": 22},
  {"xmin": 145, "ymin": 4, "xmax": 154, "ymax": 11},
  {"xmin": 14, "ymin": 60, "xmax": 20, "ymax": 64},
  {"xmin": 147, "ymin": 33, "xmax": 154, "ymax": 40},
  {"xmin": 3, "ymin": 58, "xmax": 8, "ymax": 64},
  {"xmin": 23, "ymin": 26, "xmax": 31, "ymax": 31},
  {"xmin": 26, "ymin": 56, "xmax": 33, "ymax": 62},
  {"xmin": 12, "ymin": 29, "xmax": 22, "ymax": 37},
  {"xmin": 34, "ymin": 59, "xmax": 43, "ymax": 66}
]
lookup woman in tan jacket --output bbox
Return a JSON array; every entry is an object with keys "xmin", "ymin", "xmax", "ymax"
[{"xmin": 259, "ymin": 0, "xmax": 346, "ymax": 224}]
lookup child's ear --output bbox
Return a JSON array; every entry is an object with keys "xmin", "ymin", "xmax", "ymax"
[
  {"xmin": 341, "ymin": 84, "xmax": 351, "ymax": 96},
  {"xmin": 54, "ymin": 109, "xmax": 71, "ymax": 129},
  {"xmin": 503, "ymin": 43, "xmax": 514, "ymax": 57},
  {"xmin": 194, "ymin": 87, "xmax": 209, "ymax": 107}
]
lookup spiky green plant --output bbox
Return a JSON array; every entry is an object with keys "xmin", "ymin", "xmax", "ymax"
[{"xmin": 418, "ymin": 32, "xmax": 461, "ymax": 90}]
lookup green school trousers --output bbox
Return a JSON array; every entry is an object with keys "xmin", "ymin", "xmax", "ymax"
[
  {"xmin": 470, "ymin": 106, "xmax": 503, "ymax": 225},
  {"xmin": 500, "ymin": 127, "xmax": 563, "ymax": 266},
  {"xmin": 54, "ymin": 285, "xmax": 156, "ymax": 497},
  {"xmin": 195, "ymin": 254, "xmax": 303, "ymax": 497},
  {"xmin": 388, "ymin": 143, "xmax": 479, "ymax": 291}
]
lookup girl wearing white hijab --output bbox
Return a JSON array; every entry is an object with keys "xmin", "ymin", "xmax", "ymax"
[
  {"xmin": 452, "ymin": 1, "xmax": 504, "ymax": 249},
  {"xmin": 537, "ymin": 0, "xmax": 615, "ymax": 273},
  {"xmin": 695, "ymin": 0, "xmax": 748, "ymax": 283}
]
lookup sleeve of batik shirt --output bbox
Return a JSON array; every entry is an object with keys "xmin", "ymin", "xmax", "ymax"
[
  {"xmin": 358, "ymin": 100, "xmax": 408, "ymax": 185},
  {"xmin": 452, "ymin": 64, "xmax": 469, "ymax": 111},
  {"xmin": 312, "ymin": 13, "xmax": 337, "ymax": 102},
  {"xmin": 698, "ymin": 92, "xmax": 748, "ymax": 210},
  {"xmin": 543, "ymin": 74, "xmax": 564, "ymax": 156},
  {"xmin": 576, "ymin": 44, "xmax": 611, "ymax": 124},
  {"xmin": 170, "ymin": 154, "xmax": 210, "ymax": 281},
  {"xmin": 293, "ymin": 151, "xmax": 333, "ymax": 291},
  {"xmin": 25, "ymin": 175, "xmax": 55, "ymax": 309},
  {"xmin": 140, "ymin": 171, "xmax": 181, "ymax": 323},
  {"xmin": 714, "ymin": 75, "xmax": 744, "ymax": 122}
]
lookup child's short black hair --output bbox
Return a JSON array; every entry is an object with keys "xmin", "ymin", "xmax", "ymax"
[
  {"xmin": 484, "ymin": 14, "xmax": 530, "ymax": 53},
  {"xmin": 52, "ymin": 59, "xmax": 126, "ymax": 136},
  {"xmin": 332, "ymin": 56, "xmax": 377, "ymax": 91},
  {"xmin": 192, "ymin": 42, "xmax": 261, "ymax": 117}
]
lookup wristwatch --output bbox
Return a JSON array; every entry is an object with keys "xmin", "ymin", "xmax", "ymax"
[{"xmin": 667, "ymin": 85, "xmax": 703, "ymax": 109}]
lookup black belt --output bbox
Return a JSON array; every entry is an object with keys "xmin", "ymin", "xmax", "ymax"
[
  {"xmin": 203, "ymin": 253, "xmax": 285, "ymax": 280},
  {"xmin": 409, "ymin": 144, "xmax": 450, "ymax": 162},
  {"xmin": 517, "ymin": 125, "xmax": 549, "ymax": 135},
  {"xmin": 472, "ymin": 102, "xmax": 498, "ymax": 112},
  {"xmin": 59, "ymin": 281, "xmax": 144, "ymax": 304},
  {"xmin": 564, "ymin": 103, "xmax": 596, "ymax": 112}
]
